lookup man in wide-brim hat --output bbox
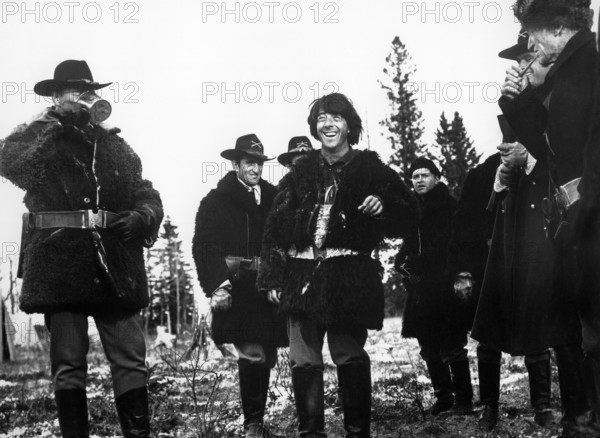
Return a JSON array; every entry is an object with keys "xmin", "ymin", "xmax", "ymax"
[
  {"xmin": 277, "ymin": 136, "xmax": 313, "ymax": 168},
  {"xmin": 193, "ymin": 133, "xmax": 286, "ymax": 438},
  {"xmin": 0, "ymin": 59, "xmax": 164, "ymax": 437}
]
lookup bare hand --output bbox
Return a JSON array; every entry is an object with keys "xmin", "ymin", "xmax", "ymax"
[
  {"xmin": 358, "ymin": 195, "xmax": 383, "ymax": 216},
  {"xmin": 501, "ymin": 65, "xmax": 524, "ymax": 99},
  {"xmin": 267, "ymin": 289, "xmax": 281, "ymax": 305},
  {"xmin": 454, "ymin": 273, "xmax": 473, "ymax": 300},
  {"xmin": 210, "ymin": 288, "xmax": 232, "ymax": 311},
  {"xmin": 498, "ymin": 142, "xmax": 528, "ymax": 168}
]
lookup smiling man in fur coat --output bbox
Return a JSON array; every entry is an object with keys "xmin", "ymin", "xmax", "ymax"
[
  {"xmin": 0, "ymin": 60, "xmax": 163, "ymax": 438},
  {"xmin": 192, "ymin": 134, "xmax": 286, "ymax": 438},
  {"xmin": 257, "ymin": 93, "xmax": 418, "ymax": 437}
]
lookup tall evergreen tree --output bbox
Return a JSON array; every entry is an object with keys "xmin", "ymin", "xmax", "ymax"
[
  {"xmin": 432, "ymin": 111, "xmax": 481, "ymax": 198},
  {"xmin": 146, "ymin": 217, "xmax": 195, "ymax": 335},
  {"xmin": 379, "ymin": 36, "xmax": 426, "ymax": 180}
]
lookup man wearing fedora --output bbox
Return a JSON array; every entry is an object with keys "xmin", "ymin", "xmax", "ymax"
[
  {"xmin": 278, "ymin": 136, "xmax": 314, "ymax": 169},
  {"xmin": 192, "ymin": 134, "xmax": 285, "ymax": 438},
  {"xmin": 0, "ymin": 60, "xmax": 163, "ymax": 437},
  {"xmin": 258, "ymin": 93, "xmax": 418, "ymax": 437}
]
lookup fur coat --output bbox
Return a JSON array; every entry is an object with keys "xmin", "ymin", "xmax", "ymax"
[
  {"xmin": 257, "ymin": 149, "xmax": 418, "ymax": 330},
  {"xmin": 0, "ymin": 113, "xmax": 163, "ymax": 315},
  {"xmin": 192, "ymin": 171, "xmax": 286, "ymax": 346}
]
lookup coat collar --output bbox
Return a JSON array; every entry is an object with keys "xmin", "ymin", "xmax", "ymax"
[{"xmin": 547, "ymin": 29, "xmax": 595, "ymax": 81}]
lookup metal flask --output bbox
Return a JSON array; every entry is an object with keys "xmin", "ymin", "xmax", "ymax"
[{"xmin": 76, "ymin": 90, "xmax": 112, "ymax": 123}]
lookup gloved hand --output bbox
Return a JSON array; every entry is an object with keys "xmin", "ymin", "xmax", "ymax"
[
  {"xmin": 498, "ymin": 142, "xmax": 528, "ymax": 168},
  {"xmin": 498, "ymin": 163, "xmax": 518, "ymax": 188},
  {"xmin": 211, "ymin": 288, "xmax": 232, "ymax": 311},
  {"xmin": 108, "ymin": 210, "xmax": 147, "ymax": 242},
  {"xmin": 267, "ymin": 289, "xmax": 281, "ymax": 305}
]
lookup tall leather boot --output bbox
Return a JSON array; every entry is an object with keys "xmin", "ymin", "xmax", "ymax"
[
  {"xmin": 477, "ymin": 359, "xmax": 501, "ymax": 431},
  {"xmin": 338, "ymin": 361, "xmax": 372, "ymax": 438},
  {"xmin": 291, "ymin": 367, "xmax": 327, "ymax": 438},
  {"xmin": 238, "ymin": 361, "xmax": 273, "ymax": 437},
  {"xmin": 425, "ymin": 359, "xmax": 454, "ymax": 415},
  {"xmin": 554, "ymin": 344, "xmax": 596, "ymax": 438},
  {"xmin": 583, "ymin": 353, "xmax": 600, "ymax": 435},
  {"xmin": 335, "ymin": 367, "xmax": 344, "ymax": 411},
  {"xmin": 55, "ymin": 389, "xmax": 89, "ymax": 438},
  {"xmin": 525, "ymin": 357, "xmax": 554, "ymax": 428},
  {"xmin": 115, "ymin": 386, "xmax": 150, "ymax": 438},
  {"xmin": 446, "ymin": 358, "xmax": 474, "ymax": 415}
]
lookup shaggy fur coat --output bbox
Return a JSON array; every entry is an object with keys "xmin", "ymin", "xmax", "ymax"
[
  {"xmin": 399, "ymin": 182, "xmax": 458, "ymax": 340},
  {"xmin": 192, "ymin": 171, "xmax": 286, "ymax": 346},
  {"xmin": 0, "ymin": 114, "xmax": 163, "ymax": 315},
  {"xmin": 257, "ymin": 149, "xmax": 418, "ymax": 330}
]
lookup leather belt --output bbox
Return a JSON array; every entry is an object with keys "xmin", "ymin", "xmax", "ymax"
[
  {"xmin": 26, "ymin": 209, "xmax": 121, "ymax": 230},
  {"xmin": 288, "ymin": 245, "xmax": 368, "ymax": 261}
]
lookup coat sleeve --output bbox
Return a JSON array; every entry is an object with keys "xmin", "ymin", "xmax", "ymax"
[
  {"xmin": 372, "ymin": 160, "xmax": 420, "ymax": 245},
  {"xmin": 192, "ymin": 194, "xmax": 231, "ymax": 297},
  {"xmin": 0, "ymin": 120, "xmax": 64, "ymax": 191},
  {"xmin": 498, "ymin": 88, "xmax": 549, "ymax": 163},
  {"xmin": 118, "ymin": 138, "xmax": 164, "ymax": 247},
  {"xmin": 256, "ymin": 186, "xmax": 290, "ymax": 293}
]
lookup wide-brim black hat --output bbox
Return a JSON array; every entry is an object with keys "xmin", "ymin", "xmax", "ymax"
[
  {"xmin": 34, "ymin": 60, "xmax": 112, "ymax": 97},
  {"xmin": 278, "ymin": 136, "xmax": 313, "ymax": 166},
  {"xmin": 498, "ymin": 29, "xmax": 530, "ymax": 60},
  {"xmin": 221, "ymin": 133, "xmax": 273, "ymax": 162}
]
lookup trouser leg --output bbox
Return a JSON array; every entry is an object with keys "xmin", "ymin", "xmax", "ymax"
[
  {"xmin": 525, "ymin": 350, "xmax": 553, "ymax": 428},
  {"xmin": 583, "ymin": 352, "xmax": 600, "ymax": 433},
  {"xmin": 235, "ymin": 342, "xmax": 277, "ymax": 433},
  {"xmin": 554, "ymin": 344, "xmax": 596, "ymax": 437},
  {"xmin": 329, "ymin": 326, "xmax": 370, "ymax": 437},
  {"xmin": 94, "ymin": 311, "xmax": 149, "ymax": 437},
  {"xmin": 476, "ymin": 344, "xmax": 501, "ymax": 431},
  {"xmin": 420, "ymin": 340, "xmax": 453, "ymax": 415},
  {"xmin": 442, "ymin": 334, "xmax": 473, "ymax": 412},
  {"xmin": 288, "ymin": 316, "xmax": 327, "ymax": 437},
  {"xmin": 48, "ymin": 312, "xmax": 90, "ymax": 438}
]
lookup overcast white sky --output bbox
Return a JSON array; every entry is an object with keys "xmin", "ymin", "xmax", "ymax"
[{"xmin": 1, "ymin": 0, "xmax": 599, "ymax": 301}]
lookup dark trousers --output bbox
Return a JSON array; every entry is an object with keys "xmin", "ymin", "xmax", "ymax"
[{"xmin": 48, "ymin": 310, "xmax": 147, "ymax": 398}]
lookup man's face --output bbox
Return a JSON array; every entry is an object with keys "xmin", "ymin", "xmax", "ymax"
[
  {"xmin": 518, "ymin": 53, "xmax": 550, "ymax": 88},
  {"xmin": 528, "ymin": 28, "xmax": 562, "ymax": 67},
  {"xmin": 233, "ymin": 155, "xmax": 263, "ymax": 187},
  {"xmin": 316, "ymin": 111, "xmax": 349, "ymax": 150},
  {"xmin": 411, "ymin": 169, "xmax": 439, "ymax": 195}
]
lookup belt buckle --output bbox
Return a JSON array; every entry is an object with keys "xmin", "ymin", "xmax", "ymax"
[{"xmin": 86, "ymin": 210, "xmax": 103, "ymax": 229}]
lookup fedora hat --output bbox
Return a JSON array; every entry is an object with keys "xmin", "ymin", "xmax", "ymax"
[
  {"xmin": 278, "ymin": 136, "xmax": 314, "ymax": 166},
  {"xmin": 498, "ymin": 29, "xmax": 530, "ymax": 60},
  {"xmin": 34, "ymin": 60, "xmax": 112, "ymax": 97},
  {"xmin": 221, "ymin": 134, "xmax": 273, "ymax": 162}
]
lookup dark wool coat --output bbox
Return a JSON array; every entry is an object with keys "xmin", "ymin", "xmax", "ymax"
[
  {"xmin": 192, "ymin": 171, "xmax": 286, "ymax": 346},
  {"xmin": 484, "ymin": 29, "xmax": 598, "ymax": 354},
  {"xmin": 575, "ymin": 28, "xmax": 600, "ymax": 353},
  {"xmin": 257, "ymin": 149, "xmax": 418, "ymax": 330},
  {"xmin": 400, "ymin": 182, "xmax": 458, "ymax": 340},
  {"xmin": 471, "ymin": 162, "xmax": 581, "ymax": 355},
  {"xmin": 0, "ymin": 116, "xmax": 163, "ymax": 315},
  {"xmin": 446, "ymin": 153, "xmax": 501, "ymax": 333}
]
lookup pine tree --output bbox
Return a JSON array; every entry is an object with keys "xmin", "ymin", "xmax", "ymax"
[
  {"xmin": 432, "ymin": 111, "xmax": 481, "ymax": 198},
  {"xmin": 379, "ymin": 36, "xmax": 427, "ymax": 180},
  {"xmin": 145, "ymin": 217, "xmax": 195, "ymax": 335}
]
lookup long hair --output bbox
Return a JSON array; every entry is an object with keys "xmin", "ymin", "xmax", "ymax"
[{"xmin": 307, "ymin": 93, "xmax": 363, "ymax": 146}]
